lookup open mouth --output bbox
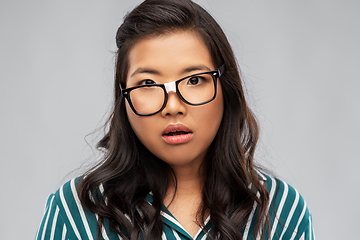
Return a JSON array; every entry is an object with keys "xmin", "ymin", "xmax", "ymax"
[
  {"xmin": 163, "ymin": 130, "xmax": 191, "ymax": 136},
  {"xmin": 162, "ymin": 124, "xmax": 193, "ymax": 144}
]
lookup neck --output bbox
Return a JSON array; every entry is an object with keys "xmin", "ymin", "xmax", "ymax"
[
  {"xmin": 165, "ymin": 163, "xmax": 205, "ymax": 204},
  {"xmin": 163, "ymin": 162, "xmax": 209, "ymax": 236}
]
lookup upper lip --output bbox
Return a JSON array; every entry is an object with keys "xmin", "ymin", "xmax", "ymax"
[{"xmin": 162, "ymin": 123, "xmax": 192, "ymax": 135}]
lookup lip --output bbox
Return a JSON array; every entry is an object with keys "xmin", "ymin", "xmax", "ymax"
[{"xmin": 162, "ymin": 123, "xmax": 193, "ymax": 144}]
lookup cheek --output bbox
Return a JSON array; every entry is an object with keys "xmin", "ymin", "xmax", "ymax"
[
  {"xmin": 193, "ymin": 84, "xmax": 224, "ymax": 137},
  {"xmin": 209, "ymin": 84, "xmax": 224, "ymax": 135},
  {"xmin": 125, "ymin": 102, "xmax": 143, "ymax": 138},
  {"xmin": 207, "ymin": 82, "xmax": 224, "ymax": 123},
  {"xmin": 125, "ymin": 102, "xmax": 157, "ymax": 145}
]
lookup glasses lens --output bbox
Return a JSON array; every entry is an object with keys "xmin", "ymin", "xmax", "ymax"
[
  {"xmin": 129, "ymin": 86, "xmax": 165, "ymax": 115},
  {"xmin": 178, "ymin": 73, "xmax": 215, "ymax": 104}
]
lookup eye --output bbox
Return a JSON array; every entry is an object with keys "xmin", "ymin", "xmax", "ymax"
[
  {"xmin": 187, "ymin": 76, "xmax": 203, "ymax": 85},
  {"xmin": 138, "ymin": 79, "xmax": 156, "ymax": 86}
]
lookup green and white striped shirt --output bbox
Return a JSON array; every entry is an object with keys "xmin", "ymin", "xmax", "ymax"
[{"xmin": 36, "ymin": 172, "xmax": 315, "ymax": 239}]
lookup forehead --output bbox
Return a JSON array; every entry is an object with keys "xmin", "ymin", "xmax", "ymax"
[{"xmin": 127, "ymin": 30, "xmax": 214, "ymax": 79}]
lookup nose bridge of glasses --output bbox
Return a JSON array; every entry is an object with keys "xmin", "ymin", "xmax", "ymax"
[{"xmin": 164, "ymin": 81, "xmax": 177, "ymax": 94}]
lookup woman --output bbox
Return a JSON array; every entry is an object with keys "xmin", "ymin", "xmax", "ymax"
[{"xmin": 36, "ymin": 0, "xmax": 314, "ymax": 239}]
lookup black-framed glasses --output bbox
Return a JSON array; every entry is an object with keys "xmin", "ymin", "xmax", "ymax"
[{"xmin": 121, "ymin": 65, "xmax": 224, "ymax": 116}]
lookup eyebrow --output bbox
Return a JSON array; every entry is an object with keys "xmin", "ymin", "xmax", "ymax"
[
  {"xmin": 180, "ymin": 65, "xmax": 211, "ymax": 74},
  {"xmin": 130, "ymin": 64, "xmax": 212, "ymax": 78},
  {"xmin": 130, "ymin": 68, "xmax": 161, "ymax": 78}
]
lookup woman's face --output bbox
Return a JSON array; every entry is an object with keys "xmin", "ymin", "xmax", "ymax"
[{"xmin": 125, "ymin": 30, "xmax": 224, "ymax": 169}]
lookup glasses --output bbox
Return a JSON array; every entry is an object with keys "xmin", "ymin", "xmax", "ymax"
[{"xmin": 121, "ymin": 65, "xmax": 224, "ymax": 116}]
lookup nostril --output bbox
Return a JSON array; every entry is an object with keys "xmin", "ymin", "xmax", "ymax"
[{"xmin": 165, "ymin": 110, "xmax": 183, "ymax": 116}]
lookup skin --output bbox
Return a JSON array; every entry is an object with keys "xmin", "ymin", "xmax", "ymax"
[{"xmin": 125, "ymin": 30, "xmax": 224, "ymax": 237}]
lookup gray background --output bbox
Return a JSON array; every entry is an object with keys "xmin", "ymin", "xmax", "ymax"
[{"xmin": 1, "ymin": 0, "xmax": 359, "ymax": 239}]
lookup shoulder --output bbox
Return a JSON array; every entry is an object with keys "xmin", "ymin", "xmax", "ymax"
[
  {"xmin": 52, "ymin": 177, "xmax": 86, "ymax": 216},
  {"xmin": 257, "ymin": 171, "xmax": 315, "ymax": 239},
  {"xmin": 36, "ymin": 177, "xmax": 113, "ymax": 240}
]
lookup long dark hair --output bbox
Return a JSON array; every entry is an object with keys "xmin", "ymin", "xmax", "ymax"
[{"xmin": 79, "ymin": 0, "xmax": 269, "ymax": 239}]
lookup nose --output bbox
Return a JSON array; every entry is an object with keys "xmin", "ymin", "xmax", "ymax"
[{"xmin": 161, "ymin": 90, "xmax": 187, "ymax": 117}]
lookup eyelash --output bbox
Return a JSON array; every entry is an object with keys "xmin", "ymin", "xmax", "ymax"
[
  {"xmin": 136, "ymin": 74, "xmax": 207, "ymax": 87},
  {"xmin": 138, "ymin": 79, "xmax": 156, "ymax": 86},
  {"xmin": 187, "ymin": 76, "xmax": 204, "ymax": 85}
]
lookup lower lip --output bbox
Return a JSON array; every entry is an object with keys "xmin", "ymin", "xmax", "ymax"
[{"xmin": 162, "ymin": 133, "xmax": 193, "ymax": 144}]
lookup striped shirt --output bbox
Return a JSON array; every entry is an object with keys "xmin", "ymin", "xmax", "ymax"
[{"xmin": 36, "ymin": 172, "xmax": 315, "ymax": 240}]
